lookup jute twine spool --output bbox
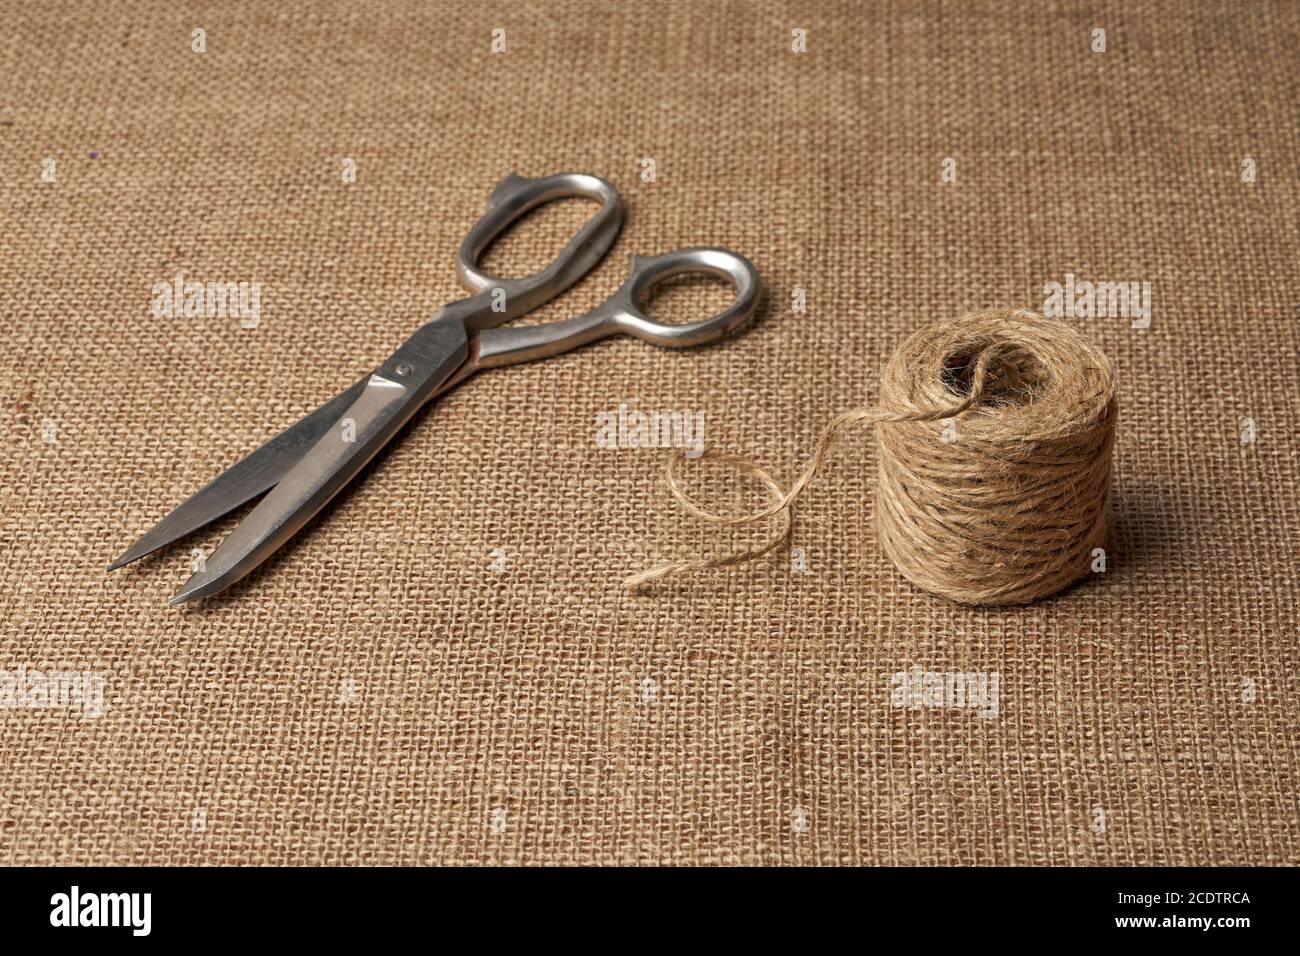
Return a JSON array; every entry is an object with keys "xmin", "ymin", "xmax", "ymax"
[{"xmin": 627, "ymin": 309, "xmax": 1118, "ymax": 605}]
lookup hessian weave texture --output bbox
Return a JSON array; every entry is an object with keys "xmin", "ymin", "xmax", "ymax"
[{"xmin": 1, "ymin": 0, "xmax": 1297, "ymax": 865}]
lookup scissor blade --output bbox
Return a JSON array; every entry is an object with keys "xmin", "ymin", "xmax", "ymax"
[
  {"xmin": 169, "ymin": 326, "xmax": 468, "ymax": 605},
  {"xmin": 108, "ymin": 376, "xmax": 371, "ymax": 570}
]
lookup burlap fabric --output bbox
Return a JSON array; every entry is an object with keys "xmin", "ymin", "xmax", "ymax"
[{"xmin": 1, "ymin": 0, "xmax": 1296, "ymax": 866}]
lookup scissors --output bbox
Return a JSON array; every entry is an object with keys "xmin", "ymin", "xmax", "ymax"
[{"xmin": 109, "ymin": 172, "xmax": 762, "ymax": 605}]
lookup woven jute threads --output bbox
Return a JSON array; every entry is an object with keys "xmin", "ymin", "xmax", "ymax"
[{"xmin": 628, "ymin": 309, "xmax": 1118, "ymax": 605}]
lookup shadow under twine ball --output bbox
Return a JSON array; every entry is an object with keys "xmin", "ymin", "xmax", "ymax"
[{"xmin": 629, "ymin": 309, "xmax": 1118, "ymax": 606}]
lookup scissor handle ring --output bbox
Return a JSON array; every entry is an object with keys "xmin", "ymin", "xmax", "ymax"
[
  {"xmin": 610, "ymin": 248, "xmax": 762, "ymax": 348},
  {"xmin": 456, "ymin": 172, "xmax": 625, "ymax": 324}
]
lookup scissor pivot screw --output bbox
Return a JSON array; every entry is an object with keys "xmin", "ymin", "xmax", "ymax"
[{"xmin": 395, "ymin": 363, "xmax": 413, "ymax": 377}]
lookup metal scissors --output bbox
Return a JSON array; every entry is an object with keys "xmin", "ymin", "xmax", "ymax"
[{"xmin": 109, "ymin": 172, "xmax": 761, "ymax": 605}]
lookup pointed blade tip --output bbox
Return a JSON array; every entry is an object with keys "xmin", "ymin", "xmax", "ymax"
[
  {"xmin": 168, "ymin": 586, "xmax": 202, "ymax": 607},
  {"xmin": 169, "ymin": 575, "xmax": 213, "ymax": 607},
  {"xmin": 108, "ymin": 535, "xmax": 164, "ymax": 572},
  {"xmin": 169, "ymin": 565, "xmax": 244, "ymax": 606},
  {"xmin": 107, "ymin": 551, "xmax": 137, "ymax": 572}
]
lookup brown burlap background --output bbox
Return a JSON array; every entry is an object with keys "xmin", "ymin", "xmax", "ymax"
[{"xmin": 2, "ymin": 0, "xmax": 1297, "ymax": 866}]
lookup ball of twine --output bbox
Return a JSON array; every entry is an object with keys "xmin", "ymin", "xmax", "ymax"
[{"xmin": 626, "ymin": 309, "xmax": 1118, "ymax": 606}]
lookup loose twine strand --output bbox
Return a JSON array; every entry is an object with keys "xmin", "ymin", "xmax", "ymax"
[{"xmin": 625, "ymin": 309, "xmax": 1118, "ymax": 606}]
